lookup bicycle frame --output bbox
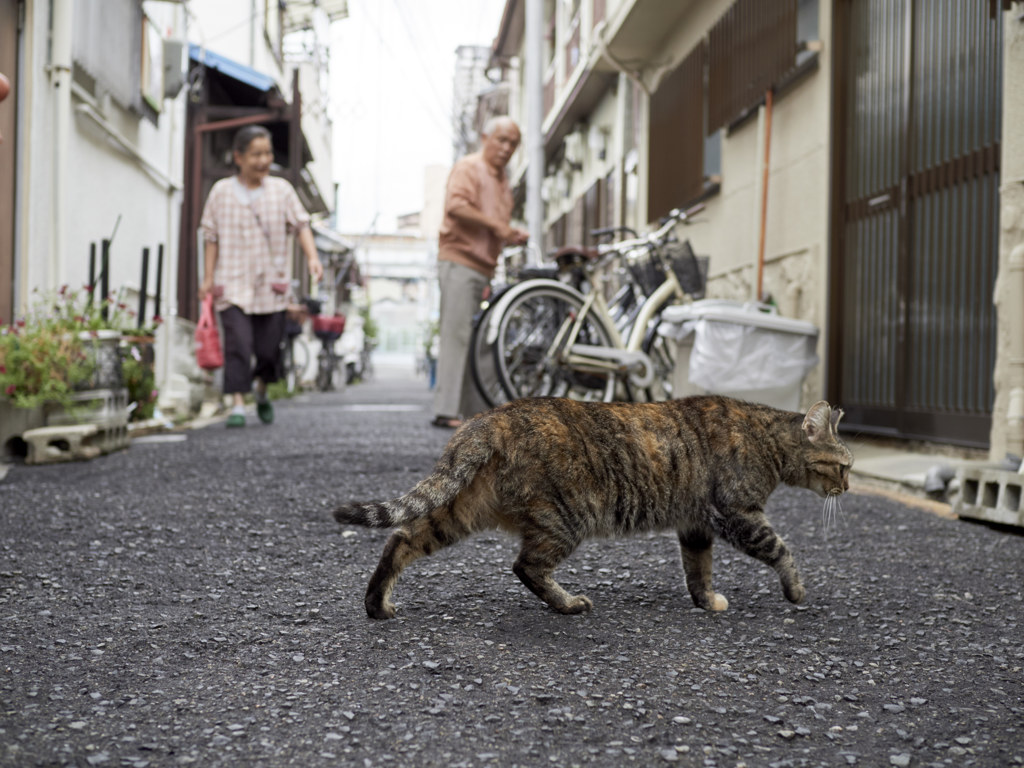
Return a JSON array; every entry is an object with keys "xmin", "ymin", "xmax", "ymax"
[{"xmin": 561, "ymin": 267, "xmax": 683, "ymax": 389}]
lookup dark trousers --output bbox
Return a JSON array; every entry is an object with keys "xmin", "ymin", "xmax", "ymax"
[{"xmin": 219, "ymin": 306, "xmax": 286, "ymax": 394}]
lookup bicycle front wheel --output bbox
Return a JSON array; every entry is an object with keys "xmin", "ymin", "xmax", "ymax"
[
  {"xmin": 492, "ymin": 285, "xmax": 617, "ymax": 402},
  {"xmin": 469, "ymin": 302, "xmax": 509, "ymax": 409},
  {"xmin": 316, "ymin": 348, "xmax": 334, "ymax": 392},
  {"xmin": 285, "ymin": 336, "xmax": 310, "ymax": 392}
]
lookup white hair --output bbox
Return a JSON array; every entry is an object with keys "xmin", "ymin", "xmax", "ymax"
[{"xmin": 481, "ymin": 116, "xmax": 519, "ymax": 137}]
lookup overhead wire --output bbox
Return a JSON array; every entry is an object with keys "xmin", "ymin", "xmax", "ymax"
[
  {"xmin": 343, "ymin": 0, "xmax": 453, "ymax": 140},
  {"xmin": 388, "ymin": 0, "xmax": 473, "ymax": 149}
]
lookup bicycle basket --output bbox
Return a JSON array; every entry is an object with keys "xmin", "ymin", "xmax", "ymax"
[
  {"xmin": 313, "ymin": 313, "xmax": 346, "ymax": 342},
  {"xmin": 667, "ymin": 240, "xmax": 708, "ymax": 299},
  {"xmin": 627, "ymin": 254, "xmax": 663, "ymax": 296}
]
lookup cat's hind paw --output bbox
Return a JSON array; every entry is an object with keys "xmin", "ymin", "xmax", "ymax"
[{"xmin": 783, "ymin": 582, "xmax": 806, "ymax": 605}]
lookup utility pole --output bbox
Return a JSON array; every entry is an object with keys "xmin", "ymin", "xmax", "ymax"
[{"xmin": 524, "ymin": 0, "xmax": 544, "ymax": 262}]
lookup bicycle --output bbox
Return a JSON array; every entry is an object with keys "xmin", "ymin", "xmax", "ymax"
[
  {"xmin": 281, "ymin": 297, "xmax": 319, "ymax": 393},
  {"xmin": 485, "ymin": 204, "xmax": 707, "ymax": 403},
  {"xmin": 311, "ymin": 310, "xmax": 346, "ymax": 392}
]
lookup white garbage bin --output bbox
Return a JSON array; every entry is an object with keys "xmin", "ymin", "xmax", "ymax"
[{"xmin": 659, "ymin": 300, "xmax": 819, "ymax": 411}]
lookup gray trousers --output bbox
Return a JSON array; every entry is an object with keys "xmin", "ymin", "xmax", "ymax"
[{"xmin": 433, "ymin": 260, "xmax": 490, "ymax": 420}]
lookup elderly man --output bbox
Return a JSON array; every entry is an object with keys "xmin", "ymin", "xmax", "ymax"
[{"xmin": 432, "ymin": 116, "xmax": 529, "ymax": 429}]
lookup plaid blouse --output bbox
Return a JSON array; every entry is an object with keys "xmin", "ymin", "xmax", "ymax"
[{"xmin": 200, "ymin": 175, "xmax": 311, "ymax": 314}]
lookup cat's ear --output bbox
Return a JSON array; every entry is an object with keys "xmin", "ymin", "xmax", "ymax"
[
  {"xmin": 802, "ymin": 401, "xmax": 834, "ymax": 444},
  {"xmin": 829, "ymin": 406, "xmax": 844, "ymax": 433}
]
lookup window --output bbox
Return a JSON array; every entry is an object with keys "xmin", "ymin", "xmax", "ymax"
[
  {"xmin": 796, "ymin": 0, "xmax": 820, "ymax": 67},
  {"xmin": 543, "ymin": 0, "xmax": 557, "ymax": 70},
  {"xmin": 140, "ymin": 16, "xmax": 164, "ymax": 114},
  {"xmin": 72, "ymin": 0, "xmax": 143, "ymax": 112},
  {"xmin": 565, "ymin": 3, "xmax": 581, "ymax": 74}
]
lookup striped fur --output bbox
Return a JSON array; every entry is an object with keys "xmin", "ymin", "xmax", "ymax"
[{"xmin": 333, "ymin": 395, "xmax": 853, "ymax": 620}]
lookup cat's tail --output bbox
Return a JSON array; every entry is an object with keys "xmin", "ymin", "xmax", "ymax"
[{"xmin": 333, "ymin": 421, "xmax": 494, "ymax": 529}]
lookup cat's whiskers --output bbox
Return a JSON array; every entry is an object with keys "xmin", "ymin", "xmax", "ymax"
[{"xmin": 821, "ymin": 490, "xmax": 846, "ymax": 540}]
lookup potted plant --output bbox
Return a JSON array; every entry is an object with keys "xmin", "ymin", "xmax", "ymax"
[{"xmin": 0, "ymin": 285, "xmax": 162, "ymax": 456}]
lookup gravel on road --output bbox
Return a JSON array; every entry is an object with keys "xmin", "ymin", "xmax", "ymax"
[{"xmin": 2, "ymin": 380, "xmax": 1023, "ymax": 767}]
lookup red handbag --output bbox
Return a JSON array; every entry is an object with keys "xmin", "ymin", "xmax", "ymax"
[{"xmin": 195, "ymin": 294, "xmax": 224, "ymax": 370}]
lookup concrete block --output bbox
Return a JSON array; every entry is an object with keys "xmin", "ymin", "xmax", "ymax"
[
  {"xmin": 953, "ymin": 467, "xmax": 1024, "ymax": 528},
  {"xmin": 23, "ymin": 424, "xmax": 101, "ymax": 465},
  {"xmin": 45, "ymin": 389, "xmax": 130, "ymax": 454}
]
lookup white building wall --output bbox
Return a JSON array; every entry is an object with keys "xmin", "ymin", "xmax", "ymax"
[{"xmin": 16, "ymin": 0, "xmax": 187, "ymax": 315}]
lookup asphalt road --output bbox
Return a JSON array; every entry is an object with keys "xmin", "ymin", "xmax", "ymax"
[{"xmin": 1, "ymin": 370, "xmax": 1022, "ymax": 767}]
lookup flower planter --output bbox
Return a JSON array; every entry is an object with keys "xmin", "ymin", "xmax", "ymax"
[{"xmin": 79, "ymin": 329, "xmax": 123, "ymax": 390}]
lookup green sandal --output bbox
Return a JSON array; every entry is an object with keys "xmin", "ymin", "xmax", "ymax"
[
  {"xmin": 257, "ymin": 401, "xmax": 274, "ymax": 424},
  {"xmin": 226, "ymin": 413, "xmax": 246, "ymax": 428}
]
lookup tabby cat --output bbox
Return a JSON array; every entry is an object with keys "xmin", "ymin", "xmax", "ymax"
[{"xmin": 333, "ymin": 395, "xmax": 852, "ymax": 620}]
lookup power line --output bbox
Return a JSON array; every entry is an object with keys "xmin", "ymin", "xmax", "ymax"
[
  {"xmin": 388, "ymin": 0, "xmax": 472, "ymax": 148},
  {"xmin": 344, "ymin": 0, "xmax": 452, "ymax": 140}
]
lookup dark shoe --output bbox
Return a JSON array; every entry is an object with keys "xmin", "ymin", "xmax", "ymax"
[
  {"xmin": 431, "ymin": 415, "xmax": 463, "ymax": 429},
  {"xmin": 226, "ymin": 413, "xmax": 246, "ymax": 428},
  {"xmin": 257, "ymin": 401, "xmax": 274, "ymax": 424}
]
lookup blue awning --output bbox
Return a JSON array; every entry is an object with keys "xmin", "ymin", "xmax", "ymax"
[{"xmin": 188, "ymin": 44, "xmax": 277, "ymax": 93}]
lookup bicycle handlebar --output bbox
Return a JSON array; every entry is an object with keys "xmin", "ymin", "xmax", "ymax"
[
  {"xmin": 589, "ymin": 225, "xmax": 640, "ymax": 241},
  {"xmin": 584, "ymin": 202, "xmax": 704, "ymax": 272}
]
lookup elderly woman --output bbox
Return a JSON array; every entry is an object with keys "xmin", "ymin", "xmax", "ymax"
[{"xmin": 200, "ymin": 125, "xmax": 324, "ymax": 427}]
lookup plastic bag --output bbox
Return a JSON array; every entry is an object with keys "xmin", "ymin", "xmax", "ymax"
[
  {"xmin": 194, "ymin": 294, "xmax": 224, "ymax": 370},
  {"xmin": 687, "ymin": 317, "xmax": 818, "ymax": 393}
]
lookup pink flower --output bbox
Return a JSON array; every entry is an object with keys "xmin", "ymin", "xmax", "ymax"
[
  {"xmin": 4, "ymin": 384, "xmax": 15, "ymax": 396},
  {"xmin": 84, "ymin": 285, "xmax": 95, "ymax": 294},
  {"xmin": 0, "ymin": 364, "xmax": 5, "ymax": 374},
  {"xmin": 59, "ymin": 284, "xmax": 68, "ymax": 295},
  {"xmin": 152, "ymin": 315, "xmax": 164, "ymax": 325}
]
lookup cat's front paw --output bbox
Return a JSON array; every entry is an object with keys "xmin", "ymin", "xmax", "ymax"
[
  {"xmin": 366, "ymin": 598, "xmax": 397, "ymax": 620},
  {"xmin": 783, "ymin": 582, "xmax": 806, "ymax": 605},
  {"xmin": 690, "ymin": 591, "xmax": 729, "ymax": 611},
  {"xmin": 709, "ymin": 593, "xmax": 729, "ymax": 611},
  {"xmin": 559, "ymin": 595, "xmax": 593, "ymax": 615}
]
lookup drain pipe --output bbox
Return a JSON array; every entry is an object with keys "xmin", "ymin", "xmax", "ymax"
[
  {"xmin": 49, "ymin": 0, "xmax": 73, "ymax": 288},
  {"xmin": 756, "ymin": 88, "xmax": 774, "ymax": 303}
]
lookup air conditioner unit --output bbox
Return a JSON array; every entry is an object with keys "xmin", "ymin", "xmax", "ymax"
[
  {"xmin": 163, "ymin": 40, "xmax": 185, "ymax": 99},
  {"xmin": 564, "ymin": 130, "xmax": 584, "ymax": 169}
]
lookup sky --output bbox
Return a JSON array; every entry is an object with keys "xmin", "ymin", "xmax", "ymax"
[{"xmin": 329, "ymin": 0, "xmax": 508, "ymax": 235}]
